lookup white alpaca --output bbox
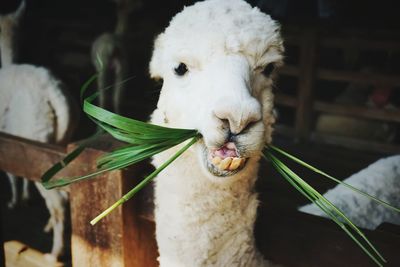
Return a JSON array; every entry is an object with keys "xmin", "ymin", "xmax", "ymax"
[
  {"xmin": 299, "ymin": 155, "xmax": 400, "ymax": 230},
  {"xmin": 91, "ymin": 0, "xmax": 138, "ymax": 114},
  {"xmin": 0, "ymin": 0, "xmax": 77, "ymax": 260},
  {"xmin": 149, "ymin": 0, "xmax": 283, "ymax": 266},
  {"xmin": 91, "ymin": 33, "xmax": 126, "ymax": 114}
]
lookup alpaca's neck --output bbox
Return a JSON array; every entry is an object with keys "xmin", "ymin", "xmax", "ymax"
[
  {"xmin": 0, "ymin": 1, "xmax": 24, "ymax": 67},
  {"xmin": 153, "ymin": 147, "xmax": 267, "ymax": 267},
  {"xmin": 0, "ymin": 15, "xmax": 16, "ymax": 67}
]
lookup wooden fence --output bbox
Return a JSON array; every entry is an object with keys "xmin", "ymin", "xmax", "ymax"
[
  {"xmin": 275, "ymin": 28, "xmax": 400, "ymax": 154},
  {"xmin": 0, "ymin": 132, "xmax": 158, "ymax": 267}
]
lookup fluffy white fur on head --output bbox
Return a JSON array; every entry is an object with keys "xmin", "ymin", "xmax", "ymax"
[{"xmin": 150, "ymin": 0, "xmax": 283, "ymax": 181}]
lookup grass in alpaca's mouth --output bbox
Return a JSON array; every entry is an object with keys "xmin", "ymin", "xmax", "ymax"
[{"xmin": 40, "ymin": 74, "xmax": 400, "ymax": 267}]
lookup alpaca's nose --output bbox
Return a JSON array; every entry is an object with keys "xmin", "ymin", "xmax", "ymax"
[{"xmin": 213, "ymin": 98, "xmax": 262, "ymax": 135}]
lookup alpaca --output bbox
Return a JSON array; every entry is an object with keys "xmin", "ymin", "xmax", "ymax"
[
  {"xmin": 299, "ymin": 155, "xmax": 400, "ymax": 230},
  {"xmin": 91, "ymin": 0, "xmax": 138, "ymax": 114},
  {"xmin": 0, "ymin": 0, "xmax": 29, "ymax": 208},
  {"xmin": 91, "ymin": 32, "xmax": 127, "ymax": 114},
  {"xmin": 149, "ymin": 0, "xmax": 283, "ymax": 266},
  {"xmin": 0, "ymin": 0, "xmax": 77, "ymax": 260}
]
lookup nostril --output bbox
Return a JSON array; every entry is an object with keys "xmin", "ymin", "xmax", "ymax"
[{"xmin": 213, "ymin": 105, "xmax": 261, "ymax": 135}]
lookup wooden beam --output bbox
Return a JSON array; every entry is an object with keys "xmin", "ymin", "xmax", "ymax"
[
  {"xmin": 0, "ymin": 133, "xmax": 66, "ymax": 182},
  {"xmin": 295, "ymin": 29, "xmax": 318, "ymax": 141},
  {"xmin": 311, "ymin": 132, "xmax": 400, "ymax": 154},
  {"xmin": 314, "ymin": 101, "xmax": 400, "ymax": 123}
]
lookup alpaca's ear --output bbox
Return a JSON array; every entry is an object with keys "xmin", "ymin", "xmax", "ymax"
[{"xmin": 149, "ymin": 33, "xmax": 165, "ymax": 80}]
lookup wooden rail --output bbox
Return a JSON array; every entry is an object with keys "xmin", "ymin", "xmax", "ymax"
[{"xmin": 275, "ymin": 93, "xmax": 400, "ymax": 123}]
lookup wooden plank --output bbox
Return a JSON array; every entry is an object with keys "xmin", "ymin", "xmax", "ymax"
[
  {"xmin": 295, "ymin": 29, "xmax": 318, "ymax": 141},
  {"xmin": 314, "ymin": 101, "xmax": 400, "ymax": 123},
  {"xmin": 317, "ymin": 68, "xmax": 400, "ymax": 86},
  {"xmin": 4, "ymin": 241, "xmax": 63, "ymax": 267},
  {"xmin": 312, "ymin": 132, "xmax": 400, "ymax": 154},
  {"xmin": 67, "ymin": 143, "xmax": 158, "ymax": 267},
  {"xmin": 0, "ymin": 133, "xmax": 66, "ymax": 182},
  {"xmin": 121, "ymin": 166, "xmax": 158, "ymax": 267}
]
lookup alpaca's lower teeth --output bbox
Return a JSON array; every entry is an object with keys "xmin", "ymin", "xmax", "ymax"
[
  {"xmin": 219, "ymin": 157, "xmax": 232, "ymax": 170},
  {"xmin": 229, "ymin": 157, "xmax": 242, "ymax": 170},
  {"xmin": 211, "ymin": 156, "xmax": 245, "ymax": 171}
]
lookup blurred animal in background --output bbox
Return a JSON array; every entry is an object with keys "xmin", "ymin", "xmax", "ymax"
[
  {"xmin": 91, "ymin": 0, "xmax": 139, "ymax": 114},
  {"xmin": 0, "ymin": 0, "xmax": 78, "ymax": 260},
  {"xmin": 300, "ymin": 155, "xmax": 400, "ymax": 230}
]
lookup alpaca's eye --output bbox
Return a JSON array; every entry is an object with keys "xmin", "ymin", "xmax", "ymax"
[
  {"xmin": 262, "ymin": 64, "xmax": 275, "ymax": 77},
  {"xmin": 174, "ymin": 63, "xmax": 188, "ymax": 76}
]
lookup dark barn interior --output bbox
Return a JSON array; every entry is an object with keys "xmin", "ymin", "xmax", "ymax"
[{"xmin": 0, "ymin": 0, "xmax": 399, "ymax": 266}]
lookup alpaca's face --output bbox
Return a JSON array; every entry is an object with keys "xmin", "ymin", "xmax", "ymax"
[{"xmin": 150, "ymin": 0, "xmax": 283, "ymax": 180}]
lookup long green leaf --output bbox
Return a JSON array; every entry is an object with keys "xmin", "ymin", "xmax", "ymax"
[
  {"xmin": 265, "ymin": 151, "xmax": 385, "ymax": 266},
  {"xmin": 90, "ymin": 136, "xmax": 199, "ymax": 225},
  {"xmin": 268, "ymin": 145, "xmax": 400, "ymax": 213}
]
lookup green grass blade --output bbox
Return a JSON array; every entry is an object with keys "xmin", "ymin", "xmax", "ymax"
[
  {"xmin": 90, "ymin": 136, "xmax": 199, "ymax": 225},
  {"xmin": 43, "ymin": 141, "xmax": 178, "ymax": 189},
  {"xmin": 272, "ymin": 153, "xmax": 385, "ymax": 263},
  {"xmin": 41, "ymin": 130, "xmax": 104, "ymax": 183},
  {"xmin": 268, "ymin": 145, "xmax": 400, "ymax": 213},
  {"xmin": 268, "ymin": 153, "xmax": 384, "ymax": 266},
  {"xmin": 84, "ymin": 99, "xmax": 194, "ymax": 134},
  {"xmin": 80, "ymin": 74, "xmax": 98, "ymax": 102},
  {"xmin": 264, "ymin": 151, "xmax": 386, "ymax": 266}
]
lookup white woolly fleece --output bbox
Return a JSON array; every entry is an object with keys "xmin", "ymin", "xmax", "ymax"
[
  {"xmin": 0, "ymin": 64, "xmax": 74, "ymax": 144},
  {"xmin": 300, "ymin": 155, "xmax": 400, "ymax": 230},
  {"xmin": 149, "ymin": 0, "xmax": 283, "ymax": 266}
]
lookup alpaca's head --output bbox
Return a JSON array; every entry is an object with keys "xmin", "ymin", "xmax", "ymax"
[{"xmin": 150, "ymin": 0, "xmax": 283, "ymax": 180}]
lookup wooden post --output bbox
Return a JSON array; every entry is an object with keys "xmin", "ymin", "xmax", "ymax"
[
  {"xmin": 68, "ymin": 143, "xmax": 158, "ymax": 267},
  {"xmin": 295, "ymin": 28, "xmax": 318, "ymax": 141}
]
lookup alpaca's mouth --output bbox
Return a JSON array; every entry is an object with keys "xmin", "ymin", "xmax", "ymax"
[{"xmin": 203, "ymin": 142, "xmax": 247, "ymax": 177}]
